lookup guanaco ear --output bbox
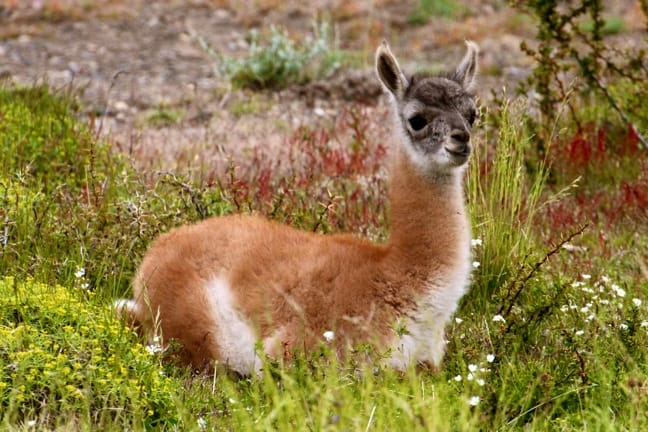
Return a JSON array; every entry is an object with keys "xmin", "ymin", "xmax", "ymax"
[
  {"xmin": 376, "ymin": 40, "xmax": 409, "ymax": 100},
  {"xmin": 452, "ymin": 40, "xmax": 479, "ymax": 92}
]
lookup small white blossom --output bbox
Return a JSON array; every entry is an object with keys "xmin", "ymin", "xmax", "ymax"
[
  {"xmin": 469, "ymin": 396, "xmax": 480, "ymax": 406},
  {"xmin": 492, "ymin": 314, "xmax": 506, "ymax": 323},
  {"xmin": 486, "ymin": 354, "xmax": 495, "ymax": 363},
  {"xmin": 571, "ymin": 281, "xmax": 584, "ymax": 288},
  {"xmin": 468, "ymin": 364, "xmax": 478, "ymax": 372},
  {"xmin": 74, "ymin": 267, "xmax": 86, "ymax": 278},
  {"xmin": 581, "ymin": 274, "xmax": 592, "ymax": 280},
  {"xmin": 454, "ymin": 375, "xmax": 463, "ymax": 382},
  {"xmin": 575, "ymin": 330, "xmax": 585, "ymax": 336},
  {"xmin": 640, "ymin": 321, "xmax": 648, "ymax": 328},
  {"xmin": 80, "ymin": 282, "xmax": 89, "ymax": 290},
  {"xmin": 611, "ymin": 284, "xmax": 626, "ymax": 298},
  {"xmin": 477, "ymin": 378, "xmax": 485, "ymax": 386},
  {"xmin": 197, "ymin": 417, "xmax": 207, "ymax": 430},
  {"xmin": 560, "ymin": 305, "xmax": 569, "ymax": 312},
  {"xmin": 601, "ymin": 275, "xmax": 611, "ymax": 284},
  {"xmin": 455, "ymin": 317, "xmax": 463, "ymax": 324},
  {"xmin": 146, "ymin": 344, "xmax": 163, "ymax": 355},
  {"xmin": 472, "ymin": 261, "xmax": 481, "ymax": 269},
  {"xmin": 27, "ymin": 420, "xmax": 37, "ymax": 427},
  {"xmin": 467, "ymin": 373, "xmax": 474, "ymax": 381},
  {"xmin": 323, "ymin": 331, "xmax": 335, "ymax": 342},
  {"xmin": 599, "ymin": 299, "xmax": 610, "ymax": 305},
  {"xmin": 471, "ymin": 238, "xmax": 483, "ymax": 247},
  {"xmin": 619, "ymin": 323, "xmax": 629, "ymax": 331},
  {"xmin": 580, "ymin": 306, "xmax": 590, "ymax": 314},
  {"xmin": 632, "ymin": 298, "xmax": 642, "ymax": 307}
]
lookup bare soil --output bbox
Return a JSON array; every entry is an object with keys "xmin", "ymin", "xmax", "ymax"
[{"xmin": 0, "ymin": 0, "xmax": 644, "ymax": 173}]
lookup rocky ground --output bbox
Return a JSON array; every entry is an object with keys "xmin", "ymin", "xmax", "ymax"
[{"xmin": 0, "ymin": 0, "xmax": 644, "ymax": 173}]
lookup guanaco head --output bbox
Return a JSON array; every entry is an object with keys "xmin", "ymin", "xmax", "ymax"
[{"xmin": 376, "ymin": 41, "xmax": 479, "ymax": 176}]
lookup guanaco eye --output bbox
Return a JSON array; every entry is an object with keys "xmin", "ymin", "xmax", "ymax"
[
  {"xmin": 468, "ymin": 109, "xmax": 477, "ymax": 126},
  {"xmin": 408, "ymin": 115, "xmax": 427, "ymax": 131}
]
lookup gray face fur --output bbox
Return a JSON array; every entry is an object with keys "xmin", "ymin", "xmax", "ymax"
[{"xmin": 376, "ymin": 41, "xmax": 479, "ymax": 176}]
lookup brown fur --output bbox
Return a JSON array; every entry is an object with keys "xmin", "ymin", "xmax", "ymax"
[{"xmin": 119, "ymin": 41, "xmax": 479, "ymax": 372}]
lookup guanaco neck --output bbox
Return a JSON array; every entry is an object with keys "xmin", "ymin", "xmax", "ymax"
[{"xmin": 383, "ymin": 150, "xmax": 470, "ymax": 288}]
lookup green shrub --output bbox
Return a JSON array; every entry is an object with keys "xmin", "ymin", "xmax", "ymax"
[
  {"xmin": 0, "ymin": 85, "xmax": 232, "ymax": 294},
  {"xmin": 515, "ymin": 0, "xmax": 646, "ymax": 150},
  {"xmin": 0, "ymin": 277, "xmax": 182, "ymax": 429},
  {"xmin": 201, "ymin": 22, "xmax": 350, "ymax": 90}
]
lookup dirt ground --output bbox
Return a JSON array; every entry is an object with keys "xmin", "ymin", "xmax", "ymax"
[{"xmin": 0, "ymin": 0, "xmax": 644, "ymax": 172}]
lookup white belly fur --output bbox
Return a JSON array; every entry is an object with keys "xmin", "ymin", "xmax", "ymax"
[{"xmin": 205, "ymin": 276, "xmax": 261, "ymax": 375}]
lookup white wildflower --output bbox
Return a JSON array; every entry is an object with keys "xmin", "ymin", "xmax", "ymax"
[
  {"xmin": 477, "ymin": 378, "xmax": 485, "ymax": 386},
  {"xmin": 581, "ymin": 274, "xmax": 591, "ymax": 280},
  {"xmin": 632, "ymin": 298, "xmax": 642, "ymax": 307},
  {"xmin": 580, "ymin": 305, "xmax": 590, "ymax": 314},
  {"xmin": 599, "ymin": 299, "xmax": 610, "ymax": 305},
  {"xmin": 472, "ymin": 261, "xmax": 481, "ymax": 269},
  {"xmin": 492, "ymin": 314, "xmax": 506, "ymax": 323},
  {"xmin": 619, "ymin": 323, "xmax": 629, "ymax": 331},
  {"xmin": 560, "ymin": 305, "xmax": 569, "ymax": 312},
  {"xmin": 571, "ymin": 281, "xmax": 584, "ymax": 288},
  {"xmin": 27, "ymin": 420, "xmax": 37, "ymax": 427},
  {"xmin": 611, "ymin": 284, "xmax": 626, "ymax": 298},
  {"xmin": 467, "ymin": 373, "xmax": 474, "ymax": 381},
  {"xmin": 323, "ymin": 331, "xmax": 335, "ymax": 342},
  {"xmin": 471, "ymin": 238, "xmax": 483, "ymax": 247},
  {"xmin": 146, "ymin": 344, "xmax": 163, "ymax": 355},
  {"xmin": 197, "ymin": 417, "xmax": 207, "ymax": 430},
  {"xmin": 575, "ymin": 330, "xmax": 585, "ymax": 336},
  {"xmin": 455, "ymin": 317, "xmax": 463, "ymax": 324},
  {"xmin": 468, "ymin": 364, "xmax": 478, "ymax": 372},
  {"xmin": 601, "ymin": 275, "xmax": 610, "ymax": 284},
  {"xmin": 640, "ymin": 321, "xmax": 648, "ymax": 328},
  {"xmin": 80, "ymin": 282, "xmax": 89, "ymax": 290},
  {"xmin": 469, "ymin": 396, "xmax": 480, "ymax": 406},
  {"xmin": 454, "ymin": 375, "xmax": 463, "ymax": 382},
  {"xmin": 74, "ymin": 267, "xmax": 86, "ymax": 278},
  {"xmin": 486, "ymin": 354, "xmax": 495, "ymax": 363}
]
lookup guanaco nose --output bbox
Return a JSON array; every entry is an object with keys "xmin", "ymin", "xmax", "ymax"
[{"xmin": 450, "ymin": 129, "xmax": 470, "ymax": 145}]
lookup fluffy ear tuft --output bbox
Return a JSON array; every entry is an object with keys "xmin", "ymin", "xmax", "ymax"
[
  {"xmin": 375, "ymin": 40, "xmax": 408, "ymax": 99},
  {"xmin": 453, "ymin": 40, "xmax": 479, "ymax": 92}
]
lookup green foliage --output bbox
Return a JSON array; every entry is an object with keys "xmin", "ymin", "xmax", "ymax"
[
  {"xmin": 201, "ymin": 22, "xmax": 350, "ymax": 90},
  {"xmin": 467, "ymin": 101, "xmax": 550, "ymax": 300},
  {"xmin": 0, "ymin": 277, "xmax": 182, "ymax": 429},
  {"xmin": 0, "ymin": 86, "xmax": 100, "ymax": 191},
  {"xmin": 0, "ymin": 85, "xmax": 231, "ymax": 295},
  {"xmin": 580, "ymin": 15, "xmax": 625, "ymax": 35},
  {"xmin": 515, "ymin": 0, "xmax": 647, "ymax": 148},
  {"xmin": 142, "ymin": 105, "xmax": 184, "ymax": 127},
  {"xmin": 1, "ymin": 74, "xmax": 647, "ymax": 430},
  {"xmin": 408, "ymin": 0, "xmax": 464, "ymax": 24}
]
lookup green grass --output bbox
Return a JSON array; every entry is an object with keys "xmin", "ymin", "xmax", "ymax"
[
  {"xmin": 408, "ymin": 0, "xmax": 465, "ymax": 25},
  {"xmin": 0, "ymin": 74, "xmax": 647, "ymax": 431}
]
